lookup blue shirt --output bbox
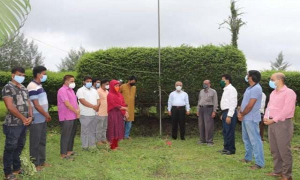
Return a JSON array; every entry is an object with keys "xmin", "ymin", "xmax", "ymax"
[
  {"xmin": 27, "ymin": 81, "xmax": 49, "ymax": 124},
  {"xmin": 241, "ymin": 83, "xmax": 262, "ymax": 122}
]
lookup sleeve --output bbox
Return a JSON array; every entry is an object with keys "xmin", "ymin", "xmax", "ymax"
[
  {"xmin": 228, "ymin": 88, "xmax": 237, "ymax": 117},
  {"xmin": 96, "ymin": 90, "xmax": 100, "ymax": 100},
  {"xmin": 260, "ymin": 93, "xmax": 266, "ymax": 112},
  {"xmin": 185, "ymin": 93, "xmax": 190, "ymax": 111},
  {"xmin": 28, "ymin": 85, "xmax": 39, "ymax": 100},
  {"xmin": 76, "ymin": 88, "xmax": 84, "ymax": 99},
  {"xmin": 59, "ymin": 89, "xmax": 69, "ymax": 103},
  {"xmin": 213, "ymin": 90, "xmax": 218, "ymax": 112},
  {"xmin": 250, "ymin": 87, "xmax": 261, "ymax": 99},
  {"xmin": 167, "ymin": 93, "xmax": 172, "ymax": 112},
  {"xmin": 273, "ymin": 90, "xmax": 297, "ymax": 122},
  {"xmin": 2, "ymin": 85, "xmax": 12, "ymax": 99},
  {"xmin": 197, "ymin": 91, "xmax": 201, "ymax": 111}
]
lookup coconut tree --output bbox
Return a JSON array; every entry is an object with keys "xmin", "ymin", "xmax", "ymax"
[{"xmin": 0, "ymin": 0, "xmax": 31, "ymax": 46}]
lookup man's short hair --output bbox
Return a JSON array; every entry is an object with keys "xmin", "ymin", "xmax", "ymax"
[
  {"xmin": 221, "ymin": 74, "xmax": 232, "ymax": 83},
  {"xmin": 92, "ymin": 78, "xmax": 100, "ymax": 84},
  {"xmin": 128, "ymin": 76, "xmax": 137, "ymax": 82},
  {"xmin": 11, "ymin": 67, "xmax": 25, "ymax": 74},
  {"xmin": 83, "ymin": 76, "xmax": 92, "ymax": 81},
  {"xmin": 33, "ymin": 66, "xmax": 47, "ymax": 78},
  {"xmin": 101, "ymin": 79, "xmax": 109, "ymax": 85},
  {"xmin": 63, "ymin": 75, "xmax": 74, "ymax": 82},
  {"xmin": 248, "ymin": 70, "xmax": 261, "ymax": 83}
]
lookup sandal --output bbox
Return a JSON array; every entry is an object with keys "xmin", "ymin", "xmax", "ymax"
[
  {"xmin": 5, "ymin": 174, "xmax": 17, "ymax": 180},
  {"xmin": 62, "ymin": 156, "xmax": 74, "ymax": 161},
  {"xmin": 13, "ymin": 169, "xmax": 25, "ymax": 175}
]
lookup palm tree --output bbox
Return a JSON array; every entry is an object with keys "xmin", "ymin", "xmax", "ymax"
[{"xmin": 0, "ymin": 0, "xmax": 31, "ymax": 46}]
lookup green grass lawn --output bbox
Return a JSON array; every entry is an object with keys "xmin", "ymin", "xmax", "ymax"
[{"xmin": 0, "ymin": 101, "xmax": 300, "ymax": 179}]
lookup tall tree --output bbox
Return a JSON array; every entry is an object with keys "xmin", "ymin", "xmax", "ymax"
[
  {"xmin": 0, "ymin": 0, "xmax": 31, "ymax": 46},
  {"xmin": 219, "ymin": 0, "xmax": 246, "ymax": 48},
  {"xmin": 0, "ymin": 34, "xmax": 45, "ymax": 71},
  {"xmin": 270, "ymin": 51, "xmax": 291, "ymax": 71},
  {"xmin": 57, "ymin": 47, "xmax": 86, "ymax": 71}
]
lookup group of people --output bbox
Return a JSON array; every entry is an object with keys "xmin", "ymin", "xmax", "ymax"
[
  {"xmin": 2, "ymin": 66, "xmax": 137, "ymax": 180},
  {"xmin": 2, "ymin": 66, "xmax": 296, "ymax": 180},
  {"xmin": 167, "ymin": 71, "xmax": 296, "ymax": 180}
]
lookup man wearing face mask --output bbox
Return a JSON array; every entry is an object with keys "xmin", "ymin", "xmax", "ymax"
[
  {"xmin": 167, "ymin": 81, "xmax": 190, "ymax": 140},
  {"xmin": 76, "ymin": 76, "xmax": 100, "ymax": 150},
  {"xmin": 238, "ymin": 70, "xmax": 264, "ymax": 170},
  {"xmin": 219, "ymin": 74, "xmax": 238, "ymax": 155},
  {"xmin": 96, "ymin": 79, "xmax": 110, "ymax": 145},
  {"xmin": 264, "ymin": 73, "xmax": 296, "ymax": 180},
  {"xmin": 92, "ymin": 78, "xmax": 101, "ymax": 89},
  {"xmin": 27, "ymin": 66, "xmax": 51, "ymax": 171},
  {"xmin": 57, "ymin": 75, "xmax": 79, "ymax": 160},
  {"xmin": 120, "ymin": 76, "xmax": 137, "ymax": 140},
  {"xmin": 197, "ymin": 80, "xmax": 218, "ymax": 146},
  {"xmin": 2, "ymin": 67, "xmax": 33, "ymax": 180}
]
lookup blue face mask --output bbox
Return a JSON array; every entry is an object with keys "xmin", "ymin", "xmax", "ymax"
[
  {"xmin": 85, "ymin": 82, "xmax": 92, "ymax": 89},
  {"xmin": 269, "ymin": 80, "xmax": 276, "ymax": 89},
  {"xmin": 41, "ymin": 75, "xmax": 47, "ymax": 82},
  {"xmin": 245, "ymin": 75, "xmax": 249, "ymax": 83},
  {"xmin": 96, "ymin": 83, "xmax": 100, "ymax": 88},
  {"xmin": 14, "ymin": 75, "xmax": 25, "ymax": 84},
  {"xmin": 203, "ymin": 84, "xmax": 208, "ymax": 89}
]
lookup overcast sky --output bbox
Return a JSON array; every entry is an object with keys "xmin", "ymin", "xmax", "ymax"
[{"xmin": 21, "ymin": 0, "xmax": 300, "ymax": 71}]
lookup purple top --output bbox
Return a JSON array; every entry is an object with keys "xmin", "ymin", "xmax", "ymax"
[{"xmin": 57, "ymin": 85, "xmax": 79, "ymax": 121}]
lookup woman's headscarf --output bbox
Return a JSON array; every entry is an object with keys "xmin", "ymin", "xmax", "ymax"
[{"xmin": 107, "ymin": 80, "xmax": 127, "ymax": 113}]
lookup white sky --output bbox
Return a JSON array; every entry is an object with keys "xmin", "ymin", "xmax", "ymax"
[{"xmin": 21, "ymin": 0, "xmax": 300, "ymax": 71}]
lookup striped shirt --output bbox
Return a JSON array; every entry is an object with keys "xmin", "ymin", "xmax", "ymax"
[{"xmin": 27, "ymin": 81, "xmax": 49, "ymax": 124}]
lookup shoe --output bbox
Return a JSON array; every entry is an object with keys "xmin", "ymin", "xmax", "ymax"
[
  {"xmin": 266, "ymin": 172, "xmax": 283, "ymax": 177},
  {"xmin": 13, "ymin": 169, "xmax": 25, "ymax": 175},
  {"xmin": 181, "ymin": 138, "xmax": 185, "ymax": 140},
  {"xmin": 197, "ymin": 141, "xmax": 206, "ymax": 145},
  {"xmin": 36, "ymin": 166, "xmax": 43, "ymax": 171},
  {"xmin": 62, "ymin": 155, "xmax": 74, "ymax": 161},
  {"xmin": 207, "ymin": 143, "xmax": 214, "ymax": 146},
  {"xmin": 4, "ymin": 174, "xmax": 17, "ymax": 180},
  {"xmin": 217, "ymin": 149, "xmax": 227, "ymax": 153},
  {"xmin": 221, "ymin": 150, "xmax": 235, "ymax": 155},
  {"xmin": 250, "ymin": 164, "xmax": 262, "ymax": 170},
  {"xmin": 239, "ymin": 159, "xmax": 251, "ymax": 163}
]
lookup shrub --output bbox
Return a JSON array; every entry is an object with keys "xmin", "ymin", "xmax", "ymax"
[{"xmin": 77, "ymin": 45, "xmax": 248, "ymax": 109}]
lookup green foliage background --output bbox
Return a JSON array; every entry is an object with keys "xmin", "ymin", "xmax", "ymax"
[{"xmin": 77, "ymin": 45, "xmax": 248, "ymax": 108}]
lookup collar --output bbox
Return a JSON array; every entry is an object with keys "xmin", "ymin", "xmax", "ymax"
[
  {"xmin": 276, "ymin": 85, "xmax": 287, "ymax": 92},
  {"xmin": 223, "ymin": 84, "xmax": 232, "ymax": 90},
  {"xmin": 63, "ymin": 84, "xmax": 71, "ymax": 90},
  {"xmin": 83, "ymin": 85, "xmax": 92, "ymax": 90},
  {"xmin": 9, "ymin": 81, "xmax": 25, "ymax": 90},
  {"xmin": 32, "ymin": 80, "xmax": 41, "ymax": 85}
]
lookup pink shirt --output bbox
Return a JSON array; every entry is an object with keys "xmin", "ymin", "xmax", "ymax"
[
  {"xmin": 57, "ymin": 85, "xmax": 79, "ymax": 121},
  {"xmin": 97, "ymin": 88, "xmax": 108, "ymax": 116},
  {"xmin": 264, "ymin": 85, "xmax": 297, "ymax": 122}
]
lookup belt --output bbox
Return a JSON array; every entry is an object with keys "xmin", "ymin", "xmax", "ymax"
[
  {"xmin": 221, "ymin": 109, "xmax": 229, "ymax": 113},
  {"xmin": 199, "ymin": 105, "xmax": 213, "ymax": 108},
  {"xmin": 172, "ymin": 106, "xmax": 185, "ymax": 109}
]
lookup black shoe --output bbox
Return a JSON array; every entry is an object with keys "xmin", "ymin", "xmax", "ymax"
[
  {"xmin": 222, "ymin": 150, "xmax": 235, "ymax": 155},
  {"xmin": 172, "ymin": 137, "xmax": 177, "ymax": 140},
  {"xmin": 181, "ymin": 138, "xmax": 185, "ymax": 140}
]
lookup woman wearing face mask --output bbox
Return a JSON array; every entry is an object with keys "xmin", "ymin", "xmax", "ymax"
[
  {"xmin": 107, "ymin": 80, "xmax": 128, "ymax": 150},
  {"xmin": 57, "ymin": 75, "xmax": 80, "ymax": 160}
]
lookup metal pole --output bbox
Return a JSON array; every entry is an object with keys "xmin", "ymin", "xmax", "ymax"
[{"xmin": 158, "ymin": 0, "xmax": 162, "ymax": 136}]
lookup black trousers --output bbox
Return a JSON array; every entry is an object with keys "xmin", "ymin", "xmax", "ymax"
[
  {"xmin": 60, "ymin": 120, "xmax": 77, "ymax": 155},
  {"xmin": 222, "ymin": 109, "xmax": 237, "ymax": 153},
  {"xmin": 171, "ymin": 106, "xmax": 186, "ymax": 140},
  {"xmin": 3, "ymin": 125, "xmax": 27, "ymax": 176},
  {"xmin": 29, "ymin": 122, "xmax": 47, "ymax": 166}
]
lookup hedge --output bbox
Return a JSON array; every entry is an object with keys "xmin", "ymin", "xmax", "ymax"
[
  {"xmin": 76, "ymin": 45, "xmax": 248, "ymax": 109},
  {"xmin": 0, "ymin": 70, "xmax": 78, "ymax": 107}
]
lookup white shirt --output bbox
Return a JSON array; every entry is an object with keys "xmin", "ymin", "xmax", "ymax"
[
  {"xmin": 260, "ymin": 92, "xmax": 266, "ymax": 114},
  {"xmin": 167, "ymin": 90, "xmax": 190, "ymax": 111},
  {"xmin": 220, "ymin": 84, "xmax": 237, "ymax": 117},
  {"xmin": 76, "ymin": 86, "xmax": 100, "ymax": 116}
]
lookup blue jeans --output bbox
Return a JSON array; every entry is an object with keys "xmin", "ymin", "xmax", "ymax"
[
  {"xmin": 3, "ymin": 125, "xmax": 27, "ymax": 175},
  {"xmin": 242, "ymin": 120, "xmax": 265, "ymax": 167},
  {"xmin": 124, "ymin": 121, "xmax": 132, "ymax": 138}
]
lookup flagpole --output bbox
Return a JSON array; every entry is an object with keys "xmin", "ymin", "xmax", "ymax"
[{"xmin": 158, "ymin": 0, "xmax": 162, "ymax": 136}]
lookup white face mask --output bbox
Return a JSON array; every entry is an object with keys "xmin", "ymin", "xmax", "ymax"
[
  {"xmin": 105, "ymin": 85, "xmax": 109, "ymax": 90},
  {"xmin": 69, "ymin": 82, "xmax": 76, "ymax": 89},
  {"xmin": 176, "ymin": 86, "xmax": 182, "ymax": 91}
]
